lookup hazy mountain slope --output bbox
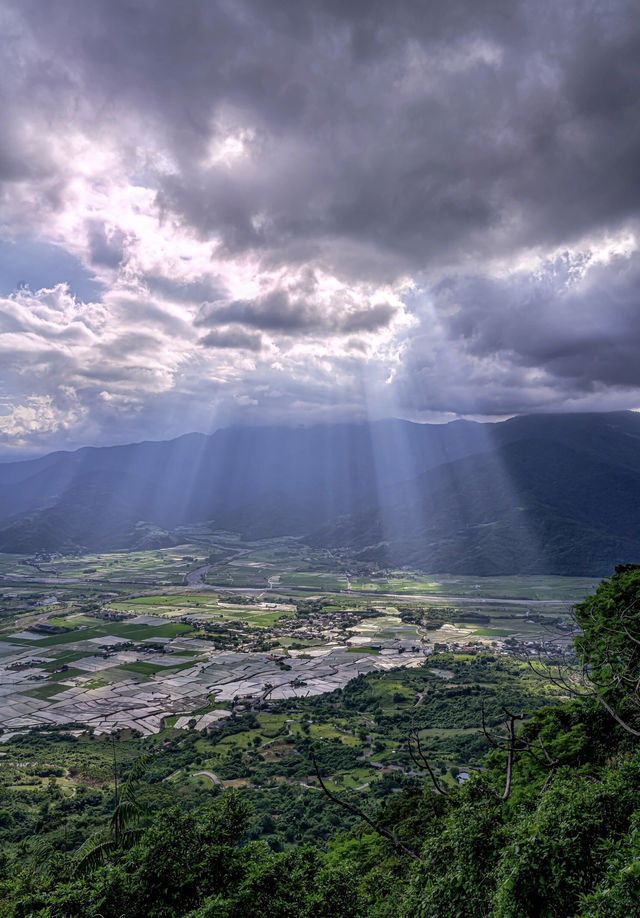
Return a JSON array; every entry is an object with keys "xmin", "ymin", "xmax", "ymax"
[
  {"xmin": 1, "ymin": 412, "xmax": 639, "ymax": 573},
  {"xmin": 489, "ymin": 411, "xmax": 640, "ymax": 474},
  {"xmin": 0, "ymin": 418, "xmax": 494, "ymax": 536},
  {"xmin": 307, "ymin": 437, "xmax": 640, "ymax": 575}
]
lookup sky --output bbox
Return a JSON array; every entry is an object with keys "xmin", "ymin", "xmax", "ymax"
[{"xmin": 0, "ymin": 0, "xmax": 639, "ymax": 456}]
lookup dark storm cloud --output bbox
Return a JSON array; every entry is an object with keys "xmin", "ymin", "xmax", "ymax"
[
  {"xmin": 393, "ymin": 250, "xmax": 640, "ymax": 415},
  {"xmin": 11, "ymin": 0, "xmax": 640, "ymax": 275},
  {"xmin": 1, "ymin": 0, "xmax": 640, "ymax": 452},
  {"xmin": 151, "ymin": 1, "xmax": 640, "ymax": 274},
  {"xmin": 200, "ymin": 290, "xmax": 319, "ymax": 333},
  {"xmin": 196, "ymin": 289, "xmax": 398, "ymax": 336},
  {"xmin": 437, "ymin": 252, "xmax": 640, "ymax": 390},
  {"xmin": 341, "ymin": 304, "xmax": 397, "ymax": 334},
  {"xmin": 199, "ymin": 327, "xmax": 263, "ymax": 351},
  {"xmin": 87, "ymin": 222, "xmax": 126, "ymax": 268}
]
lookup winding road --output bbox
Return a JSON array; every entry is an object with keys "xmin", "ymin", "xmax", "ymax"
[{"xmin": 192, "ymin": 770, "xmax": 221, "ymax": 785}]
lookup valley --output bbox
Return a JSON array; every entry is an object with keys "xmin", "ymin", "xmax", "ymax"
[
  {"xmin": 2, "ymin": 2, "xmax": 637, "ymax": 909},
  {"xmin": 3, "ymin": 412, "xmax": 640, "ymax": 577},
  {"xmin": 0, "ymin": 529, "xmax": 633, "ymax": 915},
  {"xmin": 0, "ymin": 530, "xmax": 591, "ymax": 756}
]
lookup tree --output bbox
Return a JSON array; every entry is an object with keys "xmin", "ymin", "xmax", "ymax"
[
  {"xmin": 73, "ymin": 743, "xmax": 149, "ymax": 874},
  {"xmin": 572, "ymin": 563, "xmax": 640, "ymax": 735}
]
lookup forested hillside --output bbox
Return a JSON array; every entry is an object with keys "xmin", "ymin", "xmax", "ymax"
[
  {"xmin": 1, "ymin": 565, "xmax": 639, "ymax": 917},
  {"xmin": 309, "ymin": 437, "xmax": 640, "ymax": 575}
]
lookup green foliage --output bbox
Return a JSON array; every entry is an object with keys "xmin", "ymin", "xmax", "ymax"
[
  {"xmin": 188, "ymin": 847, "xmax": 362, "ymax": 918},
  {"xmin": 0, "ymin": 795, "xmax": 362, "ymax": 918},
  {"xmin": 573, "ymin": 563, "xmax": 640, "ymax": 736},
  {"xmin": 74, "ymin": 751, "xmax": 150, "ymax": 874},
  {"xmin": 2, "ymin": 567, "xmax": 640, "ymax": 918},
  {"xmin": 492, "ymin": 758, "xmax": 640, "ymax": 916},
  {"xmin": 574, "ymin": 564, "xmax": 640, "ymax": 684},
  {"xmin": 407, "ymin": 784, "xmax": 506, "ymax": 918},
  {"xmin": 577, "ymin": 813, "xmax": 640, "ymax": 917}
]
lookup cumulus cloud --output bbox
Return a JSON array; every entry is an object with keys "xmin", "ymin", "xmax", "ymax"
[
  {"xmin": 393, "ymin": 239, "xmax": 640, "ymax": 415},
  {"xmin": 0, "ymin": 0, "xmax": 639, "ymax": 452}
]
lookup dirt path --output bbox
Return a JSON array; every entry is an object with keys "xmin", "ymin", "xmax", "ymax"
[{"xmin": 192, "ymin": 770, "xmax": 221, "ymax": 785}]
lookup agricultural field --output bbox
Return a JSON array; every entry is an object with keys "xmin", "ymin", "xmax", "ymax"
[
  {"xmin": 0, "ymin": 534, "xmax": 592, "ymax": 753},
  {"xmin": 0, "ymin": 535, "xmax": 601, "ymax": 867},
  {"xmin": 0, "ymin": 546, "xmax": 209, "ymax": 585},
  {"xmin": 0, "ymin": 650, "xmax": 565, "ymax": 859},
  {"xmin": 348, "ymin": 571, "xmax": 601, "ymax": 600}
]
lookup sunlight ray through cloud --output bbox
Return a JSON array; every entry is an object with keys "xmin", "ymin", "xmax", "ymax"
[{"xmin": 0, "ymin": 0, "xmax": 638, "ymax": 454}]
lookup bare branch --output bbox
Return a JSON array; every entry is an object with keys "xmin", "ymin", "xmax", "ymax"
[
  {"xmin": 311, "ymin": 751, "xmax": 424, "ymax": 863},
  {"xmin": 502, "ymin": 713, "xmax": 517, "ymax": 801},
  {"xmin": 592, "ymin": 691, "xmax": 640, "ymax": 737},
  {"xmin": 408, "ymin": 731, "xmax": 449, "ymax": 796},
  {"xmin": 541, "ymin": 769, "xmax": 556, "ymax": 793}
]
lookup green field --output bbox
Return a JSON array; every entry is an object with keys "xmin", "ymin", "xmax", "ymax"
[
  {"xmin": 280, "ymin": 572, "xmax": 349, "ymax": 591},
  {"xmin": 25, "ymin": 683, "xmax": 69, "ymax": 700},
  {"xmin": 350, "ymin": 571, "xmax": 599, "ymax": 600},
  {"xmin": 0, "ymin": 538, "xmax": 589, "ymax": 766},
  {"xmin": 119, "ymin": 660, "xmax": 198, "ymax": 675},
  {"xmin": 105, "ymin": 592, "xmax": 293, "ymax": 627}
]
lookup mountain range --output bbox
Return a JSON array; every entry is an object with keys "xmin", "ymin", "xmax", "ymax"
[{"xmin": 1, "ymin": 411, "xmax": 639, "ymax": 575}]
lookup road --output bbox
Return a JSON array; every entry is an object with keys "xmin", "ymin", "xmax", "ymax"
[
  {"xmin": 192, "ymin": 770, "xmax": 221, "ymax": 785},
  {"xmin": 2, "ymin": 562, "xmax": 576, "ymax": 607}
]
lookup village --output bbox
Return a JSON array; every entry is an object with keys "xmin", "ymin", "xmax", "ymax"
[{"xmin": 0, "ymin": 581, "xmax": 573, "ymax": 741}]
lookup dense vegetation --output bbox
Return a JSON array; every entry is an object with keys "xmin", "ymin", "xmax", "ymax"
[{"xmin": 1, "ymin": 565, "xmax": 639, "ymax": 916}]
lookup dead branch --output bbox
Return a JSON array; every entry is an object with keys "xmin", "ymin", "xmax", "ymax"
[
  {"xmin": 501, "ymin": 710, "xmax": 522, "ymax": 801},
  {"xmin": 310, "ymin": 751, "xmax": 424, "ymax": 864},
  {"xmin": 408, "ymin": 729, "xmax": 449, "ymax": 796}
]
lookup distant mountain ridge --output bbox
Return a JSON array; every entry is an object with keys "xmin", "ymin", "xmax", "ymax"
[{"xmin": 1, "ymin": 411, "xmax": 639, "ymax": 575}]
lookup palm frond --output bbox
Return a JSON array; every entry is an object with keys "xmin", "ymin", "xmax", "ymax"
[
  {"xmin": 73, "ymin": 835, "xmax": 118, "ymax": 876},
  {"xmin": 121, "ymin": 753, "xmax": 149, "ymax": 801}
]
